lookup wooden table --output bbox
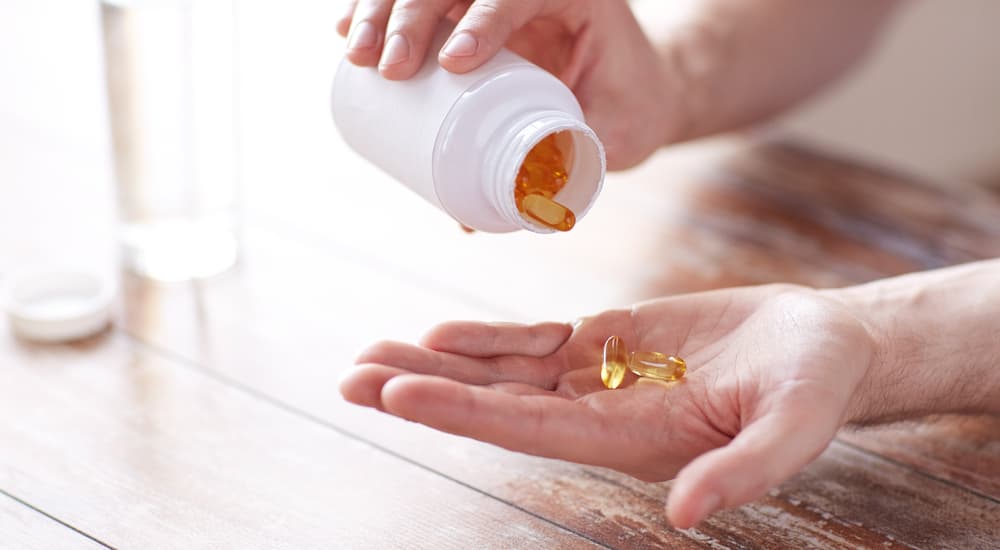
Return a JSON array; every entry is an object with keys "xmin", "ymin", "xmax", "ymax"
[{"xmin": 2, "ymin": 3, "xmax": 999, "ymax": 548}]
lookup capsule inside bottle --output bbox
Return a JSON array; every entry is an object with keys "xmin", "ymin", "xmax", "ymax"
[
  {"xmin": 515, "ymin": 132, "xmax": 576, "ymax": 232},
  {"xmin": 522, "ymin": 194, "xmax": 576, "ymax": 232}
]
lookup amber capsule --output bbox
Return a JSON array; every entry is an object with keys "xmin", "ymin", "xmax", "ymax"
[
  {"xmin": 517, "ymin": 163, "xmax": 552, "ymax": 193},
  {"xmin": 522, "ymin": 194, "xmax": 576, "ymax": 232},
  {"xmin": 531, "ymin": 134, "xmax": 562, "ymax": 160},
  {"xmin": 601, "ymin": 335, "xmax": 628, "ymax": 389},
  {"xmin": 514, "ymin": 132, "xmax": 576, "ymax": 231},
  {"xmin": 628, "ymin": 351, "xmax": 687, "ymax": 382}
]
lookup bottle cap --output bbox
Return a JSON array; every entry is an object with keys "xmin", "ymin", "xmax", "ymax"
[{"xmin": 3, "ymin": 268, "xmax": 115, "ymax": 343}]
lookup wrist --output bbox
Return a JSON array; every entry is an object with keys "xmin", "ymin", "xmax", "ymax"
[
  {"xmin": 824, "ymin": 261, "xmax": 1000, "ymax": 425},
  {"xmin": 822, "ymin": 284, "xmax": 903, "ymax": 425}
]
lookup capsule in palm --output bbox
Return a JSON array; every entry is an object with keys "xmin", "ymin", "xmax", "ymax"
[
  {"xmin": 601, "ymin": 335, "xmax": 628, "ymax": 389},
  {"xmin": 628, "ymin": 351, "xmax": 686, "ymax": 381}
]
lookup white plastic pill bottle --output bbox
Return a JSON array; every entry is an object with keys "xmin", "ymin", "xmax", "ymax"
[{"xmin": 331, "ymin": 28, "xmax": 606, "ymax": 233}]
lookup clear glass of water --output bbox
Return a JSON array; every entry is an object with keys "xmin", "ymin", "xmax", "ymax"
[{"xmin": 101, "ymin": 0, "xmax": 239, "ymax": 281}]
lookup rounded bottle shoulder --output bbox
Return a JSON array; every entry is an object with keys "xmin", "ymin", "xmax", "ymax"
[
  {"xmin": 432, "ymin": 65, "xmax": 602, "ymax": 233},
  {"xmin": 330, "ymin": 35, "xmax": 603, "ymax": 234}
]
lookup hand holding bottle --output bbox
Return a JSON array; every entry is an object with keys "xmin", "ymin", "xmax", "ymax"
[
  {"xmin": 337, "ymin": 1, "xmax": 902, "ymax": 170},
  {"xmin": 336, "ymin": 0, "xmax": 681, "ymax": 170}
]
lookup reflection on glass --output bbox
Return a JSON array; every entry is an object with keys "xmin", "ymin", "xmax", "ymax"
[{"xmin": 102, "ymin": 0, "xmax": 239, "ymax": 281}]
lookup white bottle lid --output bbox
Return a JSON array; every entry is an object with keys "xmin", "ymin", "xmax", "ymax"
[{"xmin": 3, "ymin": 268, "xmax": 115, "ymax": 343}]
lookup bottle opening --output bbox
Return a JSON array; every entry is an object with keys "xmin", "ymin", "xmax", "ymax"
[
  {"xmin": 515, "ymin": 132, "xmax": 574, "ymax": 231},
  {"xmin": 513, "ymin": 129, "xmax": 603, "ymax": 232}
]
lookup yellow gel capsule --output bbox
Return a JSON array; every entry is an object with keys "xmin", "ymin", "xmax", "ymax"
[
  {"xmin": 518, "ymin": 163, "xmax": 551, "ymax": 192},
  {"xmin": 628, "ymin": 351, "xmax": 687, "ymax": 382},
  {"xmin": 522, "ymin": 194, "xmax": 576, "ymax": 232},
  {"xmin": 601, "ymin": 335, "xmax": 628, "ymax": 389},
  {"xmin": 514, "ymin": 132, "xmax": 576, "ymax": 231}
]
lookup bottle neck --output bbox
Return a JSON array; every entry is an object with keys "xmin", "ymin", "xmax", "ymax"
[{"xmin": 485, "ymin": 111, "xmax": 606, "ymax": 233}]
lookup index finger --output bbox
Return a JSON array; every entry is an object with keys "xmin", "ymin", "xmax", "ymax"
[
  {"xmin": 381, "ymin": 373, "xmax": 623, "ymax": 465},
  {"xmin": 355, "ymin": 339, "xmax": 565, "ymax": 388},
  {"xmin": 420, "ymin": 321, "xmax": 573, "ymax": 357}
]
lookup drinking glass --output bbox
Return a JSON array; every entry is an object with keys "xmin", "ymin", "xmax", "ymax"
[{"xmin": 101, "ymin": 0, "xmax": 239, "ymax": 281}]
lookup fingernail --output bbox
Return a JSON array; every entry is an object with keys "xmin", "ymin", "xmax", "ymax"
[
  {"xmin": 442, "ymin": 32, "xmax": 478, "ymax": 58},
  {"xmin": 691, "ymin": 493, "xmax": 721, "ymax": 524},
  {"xmin": 348, "ymin": 21, "xmax": 378, "ymax": 51},
  {"xmin": 380, "ymin": 33, "xmax": 410, "ymax": 66}
]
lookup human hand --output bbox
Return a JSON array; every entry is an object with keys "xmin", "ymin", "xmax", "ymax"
[
  {"xmin": 335, "ymin": 0, "xmax": 684, "ymax": 169},
  {"xmin": 340, "ymin": 285, "xmax": 877, "ymax": 527}
]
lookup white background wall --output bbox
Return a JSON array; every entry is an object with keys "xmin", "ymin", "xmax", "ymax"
[{"xmin": 778, "ymin": 0, "xmax": 1000, "ymax": 185}]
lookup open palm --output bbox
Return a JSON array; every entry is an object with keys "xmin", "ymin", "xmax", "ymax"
[{"xmin": 341, "ymin": 284, "xmax": 875, "ymax": 527}]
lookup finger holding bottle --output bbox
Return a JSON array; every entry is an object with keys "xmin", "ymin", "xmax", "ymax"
[{"xmin": 339, "ymin": 0, "xmax": 584, "ymax": 79}]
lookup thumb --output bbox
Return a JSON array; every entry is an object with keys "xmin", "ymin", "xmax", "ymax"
[{"xmin": 666, "ymin": 399, "xmax": 841, "ymax": 528}]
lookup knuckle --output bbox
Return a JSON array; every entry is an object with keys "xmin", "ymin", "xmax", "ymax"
[
  {"xmin": 389, "ymin": 0, "xmax": 448, "ymax": 28},
  {"xmin": 388, "ymin": 0, "xmax": 420, "ymax": 20},
  {"xmin": 464, "ymin": 2, "xmax": 511, "ymax": 35},
  {"xmin": 354, "ymin": 0, "xmax": 392, "ymax": 19}
]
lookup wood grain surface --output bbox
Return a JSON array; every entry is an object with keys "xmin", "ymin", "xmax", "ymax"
[
  {"xmin": 0, "ymin": 332, "xmax": 600, "ymax": 550},
  {"xmin": 0, "ymin": 491, "xmax": 107, "ymax": 550}
]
